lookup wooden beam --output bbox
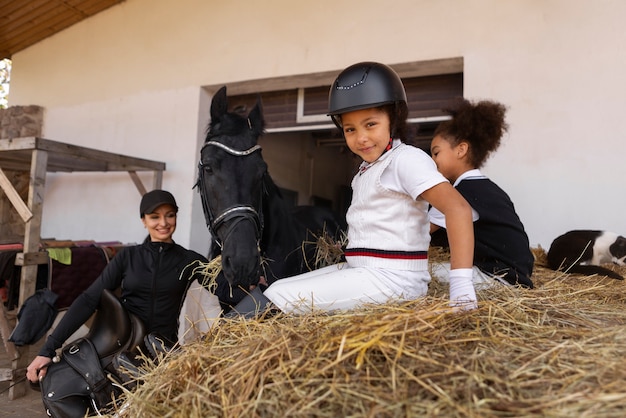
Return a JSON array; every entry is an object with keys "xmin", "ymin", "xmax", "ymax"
[
  {"xmin": 0, "ymin": 137, "xmax": 166, "ymax": 173},
  {"xmin": 0, "ymin": 167, "xmax": 33, "ymax": 223},
  {"xmin": 128, "ymin": 169, "xmax": 164, "ymax": 193},
  {"xmin": 0, "ymin": 304, "xmax": 18, "ymax": 363},
  {"xmin": 205, "ymin": 57, "xmax": 465, "ymax": 95},
  {"xmin": 0, "ymin": 367, "xmax": 14, "ymax": 381},
  {"xmin": 128, "ymin": 171, "xmax": 147, "ymax": 195},
  {"xmin": 153, "ymin": 170, "xmax": 163, "ymax": 189},
  {"xmin": 14, "ymin": 251, "xmax": 49, "ymax": 266},
  {"xmin": 10, "ymin": 148, "xmax": 47, "ymax": 399}
]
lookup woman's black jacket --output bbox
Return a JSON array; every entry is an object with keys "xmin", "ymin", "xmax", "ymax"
[{"xmin": 39, "ymin": 239, "xmax": 208, "ymax": 358}]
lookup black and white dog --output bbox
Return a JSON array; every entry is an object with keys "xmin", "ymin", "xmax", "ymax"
[{"xmin": 547, "ymin": 230, "xmax": 626, "ymax": 280}]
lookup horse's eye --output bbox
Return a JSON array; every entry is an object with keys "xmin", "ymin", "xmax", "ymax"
[{"xmin": 199, "ymin": 161, "xmax": 214, "ymax": 175}]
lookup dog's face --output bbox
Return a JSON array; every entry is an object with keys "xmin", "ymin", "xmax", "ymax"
[{"xmin": 609, "ymin": 236, "xmax": 626, "ymax": 265}]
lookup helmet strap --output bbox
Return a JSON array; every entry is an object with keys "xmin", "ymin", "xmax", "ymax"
[
  {"xmin": 385, "ymin": 137, "xmax": 393, "ymax": 151},
  {"xmin": 357, "ymin": 137, "xmax": 394, "ymax": 176}
]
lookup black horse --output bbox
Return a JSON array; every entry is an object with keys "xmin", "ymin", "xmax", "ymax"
[{"xmin": 196, "ymin": 86, "xmax": 345, "ymax": 312}]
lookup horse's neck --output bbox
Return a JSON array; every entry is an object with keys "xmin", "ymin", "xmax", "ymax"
[{"xmin": 261, "ymin": 198, "xmax": 305, "ymax": 282}]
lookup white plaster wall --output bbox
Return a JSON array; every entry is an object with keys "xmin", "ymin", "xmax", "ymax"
[
  {"xmin": 8, "ymin": 0, "xmax": 626, "ymax": 250},
  {"xmin": 40, "ymin": 86, "xmax": 209, "ymax": 254}
]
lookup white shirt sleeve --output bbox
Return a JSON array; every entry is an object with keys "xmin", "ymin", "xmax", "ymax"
[
  {"xmin": 381, "ymin": 145, "xmax": 448, "ymax": 200},
  {"xmin": 428, "ymin": 176, "xmax": 481, "ymax": 228},
  {"xmin": 429, "ymin": 206, "xmax": 446, "ymax": 227}
]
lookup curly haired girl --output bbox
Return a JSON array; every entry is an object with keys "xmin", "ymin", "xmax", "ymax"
[{"xmin": 429, "ymin": 98, "xmax": 534, "ymax": 288}]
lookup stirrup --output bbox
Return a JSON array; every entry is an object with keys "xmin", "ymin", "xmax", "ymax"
[
  {"xmin": 144, "ymin": 333, "xmax": 176, "ymax": 360},
  {"xmin": 112, "ymin": 351, "xmax": 145, "ymax": 389}
]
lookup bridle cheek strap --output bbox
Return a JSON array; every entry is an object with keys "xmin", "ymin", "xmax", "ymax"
[{"xmin": 196, "ymin": 141, "xmax": 264, "ymax": 248}]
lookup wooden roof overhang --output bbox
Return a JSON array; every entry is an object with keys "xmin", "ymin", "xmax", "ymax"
[
  {"xmin": 0, "ymin": 136, "xmax": 165, "ymax": 173},
  {"xmin": 0, "ymin": 136, "xmax": 165, "ymax": 305},
  {"xmin": 0, "ymin": 0, "xmax": 125, "ymax": 59}
]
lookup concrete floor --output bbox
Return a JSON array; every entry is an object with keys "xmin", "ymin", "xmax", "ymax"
[{"xmin": 1, "ymin": 343, "xmax": 48, "ymax": 418}]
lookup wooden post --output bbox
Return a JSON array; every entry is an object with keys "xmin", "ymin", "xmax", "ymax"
[
  {"xmin": 0, "ymin": 137, "xmax": 166, "ymax": 399},
  {"xmin": 9, "ymin": 148, "xmax": 47, "ymax": 400},
  {"xmin": 0, "ymin": 168, "xmax": 33, "ymax": 223},
  {"xmin": 18, "ymin": 149, "xmax": 47, "ymax": 305},
  {"xmin": 128, "ymin": 171, "xmax": 148, "ymax": 195},
  {"xmin": 153, "ymin": 170, "xmax": 163, "ymax": 190}
]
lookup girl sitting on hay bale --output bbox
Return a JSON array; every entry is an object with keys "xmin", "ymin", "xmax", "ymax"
[
  {"xmin": 428, "ymin": 98, "xmax": 534, "ymax": 289},
  {"xmin": 228, "ymin": 62, "xmax": 477, "ymax": 317}
]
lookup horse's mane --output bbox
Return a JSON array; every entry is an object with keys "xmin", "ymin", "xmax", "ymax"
[
  {"xmin": 259, "ymin": 172, "xmax": 305, "ymax": 281},
  {"xmin": 261, "ymin": 172, "xmax": 296, "ymax": 241}
]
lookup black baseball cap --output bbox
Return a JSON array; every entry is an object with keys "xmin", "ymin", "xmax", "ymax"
[{"xmin": 140, "ymin": 189, "xmax": 178, "ymax": 217}]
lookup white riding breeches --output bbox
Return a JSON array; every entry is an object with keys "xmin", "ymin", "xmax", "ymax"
[
  {"xmin": 263, "ymin": 263, "xmax": 430, "ymax": 314},
  {"xmin": 430, "ymin": 261, "xmax": 512, "ymax": 289}
]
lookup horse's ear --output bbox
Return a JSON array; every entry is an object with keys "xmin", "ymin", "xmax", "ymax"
[
  {"xmin": 210, "ymin": 86, "xmax": 229, "ymax": 124},
  {"xmin": 247, "ymin": 94, "xmax": 265, "ymax": 136}
]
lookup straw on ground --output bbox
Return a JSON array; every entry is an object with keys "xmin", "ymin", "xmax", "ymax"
[{"xmin": 107, "ymin": 247, "xmax": 626, "ymax": 418}]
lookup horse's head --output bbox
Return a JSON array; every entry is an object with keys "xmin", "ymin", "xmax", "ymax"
[{"xmin": 196, "ymin": 86, "xmax": 267, "ymax": 288}]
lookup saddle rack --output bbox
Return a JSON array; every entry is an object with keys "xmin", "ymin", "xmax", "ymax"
[{"xmin": 0, "ymin": 137, "xmax": 165, "ymax": 400}]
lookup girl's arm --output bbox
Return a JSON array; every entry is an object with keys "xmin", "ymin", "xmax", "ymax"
[
  {"xmin": 421, "ymin": 182, "xmax": 473, "ymax": 269},
  {"xmin": 421, "ymin": 182, "xmax": 477, "ymax": 310}
]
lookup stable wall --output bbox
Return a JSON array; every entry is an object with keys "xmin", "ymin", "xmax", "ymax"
[{"xmin": 7, "ymin": 0, "xmax": 626, "ymax": 250}]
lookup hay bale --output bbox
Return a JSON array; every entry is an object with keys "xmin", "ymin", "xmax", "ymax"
[{"xmin": 106, "ymin": 248, "xmax": 626, "ymax": 418}]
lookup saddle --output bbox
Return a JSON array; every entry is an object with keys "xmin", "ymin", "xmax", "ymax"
[{"xmin": 38, "ymin": 289, "xmax": 147, "ymax": 418}]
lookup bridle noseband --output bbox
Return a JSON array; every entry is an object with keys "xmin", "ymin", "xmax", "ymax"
[{"xmin": 196, "ymin": 140, "xmax": 264, "ymax": 249}]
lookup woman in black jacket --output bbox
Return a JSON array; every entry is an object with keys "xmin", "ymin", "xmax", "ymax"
[{"xmin": 26, "ymin": 189, "xmax": 209, "ymax": 383}]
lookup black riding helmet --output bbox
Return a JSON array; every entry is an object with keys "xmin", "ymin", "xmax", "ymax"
[{"xmin": 328, "ymin": 62, "xmax": 408, "ymax": 131}]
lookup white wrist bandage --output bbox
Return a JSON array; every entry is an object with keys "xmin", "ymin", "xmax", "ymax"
[{"xmin": 449, "ymin": 268, "xmax": 478, "ymax": 310}]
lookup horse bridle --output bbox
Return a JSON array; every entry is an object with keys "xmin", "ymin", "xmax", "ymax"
[{"xmin": 197, "ymin": 140, "xmax": 264, "ymax": 249}]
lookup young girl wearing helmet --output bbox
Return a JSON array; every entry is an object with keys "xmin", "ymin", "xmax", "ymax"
[{"xmin": 232, "ymin": 62, "xmax": 477, "ymax": 315}]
